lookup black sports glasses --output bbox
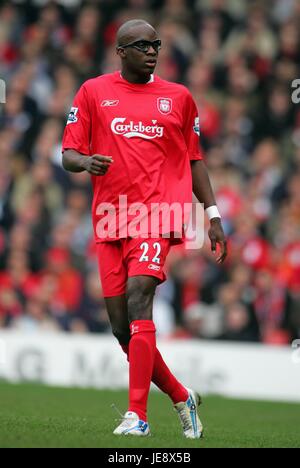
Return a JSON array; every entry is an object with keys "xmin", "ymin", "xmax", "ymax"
[{"xmin": 118, "ymin": 39, "xmax": 162, "ymax": 53}]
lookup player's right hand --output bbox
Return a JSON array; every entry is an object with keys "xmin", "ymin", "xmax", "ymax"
[{"xmin": 84, "ymin": 154, "xmax": 113, "ymax": 175}]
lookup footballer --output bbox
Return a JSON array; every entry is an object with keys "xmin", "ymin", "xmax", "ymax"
[{"xmin": 62, "ymin": 19, "xmax": 227, "ymax": 438}]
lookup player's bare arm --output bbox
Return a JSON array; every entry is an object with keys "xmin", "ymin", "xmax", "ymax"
[
  {"xmin": 62, "ymin": 149, "xmax": 113, "ymax": 175},
  {"xmin": 191, "ymin": 159, "xmax": 227, "ymax": 264}
]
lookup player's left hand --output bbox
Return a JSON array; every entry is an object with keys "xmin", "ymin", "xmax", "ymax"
[{"xmin": 208, "ymin": 218, "xmax": 227, "ymax": 264}]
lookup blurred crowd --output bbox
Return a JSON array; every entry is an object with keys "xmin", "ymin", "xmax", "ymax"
[{"xmin": 0, "ymin": 0, "xmax": 300, "ymax": 344}]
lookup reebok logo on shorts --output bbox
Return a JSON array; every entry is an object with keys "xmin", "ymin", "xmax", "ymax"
[{"xmin": 148, "ymin": 264, "xmax": 161, "ymax": 271}]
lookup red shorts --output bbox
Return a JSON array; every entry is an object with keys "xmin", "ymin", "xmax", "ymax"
[{"xmin": 96, "ymin": 237, "xmax": 171, "ymax": 297}]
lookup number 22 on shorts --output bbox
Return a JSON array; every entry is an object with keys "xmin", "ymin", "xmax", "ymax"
[{"xmin": 139, "ymin": 241, "xmax": 161, "ymax": 264}]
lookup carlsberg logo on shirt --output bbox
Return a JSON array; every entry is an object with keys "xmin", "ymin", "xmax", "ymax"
[{"xmin": 111, "ymin": 117, "xmax": 164, "ymax": 139}]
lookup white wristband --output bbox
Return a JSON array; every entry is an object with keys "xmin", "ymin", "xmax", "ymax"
[{"xmin": 205, "ymin": 205, "xmax": 221, "ymax": 220}]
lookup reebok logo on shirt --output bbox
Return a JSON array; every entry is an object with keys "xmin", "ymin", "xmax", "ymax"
[
  {"xmin": 111, "ymin": 117, "xmax": 164, "ymax": 139},
  {"xmin": 101, "ymin": 99, "xmax": 119, "ymax": 107}
]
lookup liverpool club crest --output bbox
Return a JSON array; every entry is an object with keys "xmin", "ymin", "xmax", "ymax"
[{"xmin": 157, "ymin": 97, "xmax": 172, "ymax": 115}]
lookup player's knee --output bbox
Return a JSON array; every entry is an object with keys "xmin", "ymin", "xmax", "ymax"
[{"xmin": 111, "ymin": 326, "xmax": 130, "ymax": 345}]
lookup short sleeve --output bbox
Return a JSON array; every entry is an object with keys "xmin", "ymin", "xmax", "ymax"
[
  {"xmin": 62, "ymin": 84, "xmax": 91, "ymax": 155},
  {"xmin": 182, "ymin": 92, "xmax": 204, "ymax": 161}
]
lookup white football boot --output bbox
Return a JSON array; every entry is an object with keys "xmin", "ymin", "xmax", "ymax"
[
  {"xmin": 113, "ymin": 411, "xmax": 150, "ymax": 436},
  {"xmin": 174, "ymin": 388, "xmax": 203, "ymax": 439}
]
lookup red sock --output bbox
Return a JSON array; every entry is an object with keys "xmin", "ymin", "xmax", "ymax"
[
  {"xmin": 152, "ymin": 348, "xmax": 188, "ymax": 404},
  {"xmin": 128, "ymin": 320, "xmax": 156, "ymax": 422},
  {"xmin": 121, "ymin": 343, "xmax": 188, "ymax": 405}
]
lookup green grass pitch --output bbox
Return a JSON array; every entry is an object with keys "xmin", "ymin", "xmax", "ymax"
[{"xmin": 0, "ymin": 381, "xmax": 299, "ymax": 448}]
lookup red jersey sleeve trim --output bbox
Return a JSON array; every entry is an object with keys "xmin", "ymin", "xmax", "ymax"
[{"xmin": 189, "ymin": 152, "xmax": 203, "ymax": 161}]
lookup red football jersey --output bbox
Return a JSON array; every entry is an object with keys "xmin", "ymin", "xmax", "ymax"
[{"xmin": 62, "ymin": 71, "xmax": 203, "ymax": 243}]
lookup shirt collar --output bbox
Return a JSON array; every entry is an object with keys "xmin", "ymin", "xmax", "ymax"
[{"xmin": 120, "ymin": 73, "xmax": 154, "ymax": 84}]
